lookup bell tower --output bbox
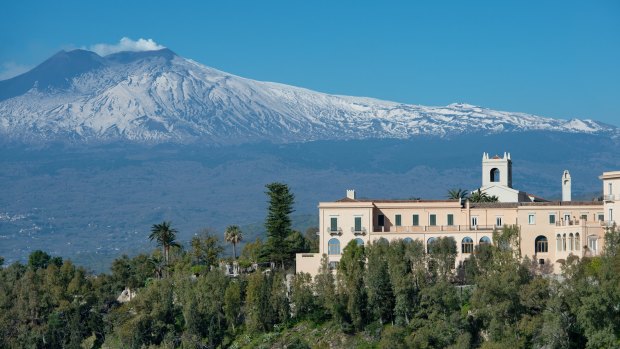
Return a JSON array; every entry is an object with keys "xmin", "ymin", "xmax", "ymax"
[
  {"xmin": 562, "ymin": 170, "xmax": 571, "ymax": 201},
  {"xmin": 482, "ymin": 152, "xmax": 512, "ymax": 188}
]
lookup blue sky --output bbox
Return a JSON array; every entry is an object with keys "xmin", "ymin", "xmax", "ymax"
[{"xmin": 1, "ymin": 0, "xmax": 619, "ymax": 125}]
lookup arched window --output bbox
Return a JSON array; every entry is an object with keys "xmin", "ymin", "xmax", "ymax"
[
  {"xmin": 403, "ymin": 237, "xmax": 414, "ymax": 244},
  {"xmin": 556, "ymin": 234, "xmax": 562, "ymax": 251},
  {"xmin": 328, "ymin": 238, "xmax": 340, "ymax": 255},
  {"xmin": 562, "ymin": 234, "xmax": 566, "ymax": 251},
  {"xmin": 479, "ymin": 236, "xmax": 491, "ymax": 245},
  {"xmin": 490, "ymin": 168, "xmax": 500, "ymax": 182},
  {"xmin": 377, "ymin": 237, "xmax": 389, "ymax": 246},
  {"xmin": 575, "ymin": 233, "xmax": 580, "ymax": 250},
  {"xmin": 427, "ymin": 237, "xmax": 437, "ymax": 253},
  {"xmin": 535, "ymin": 235, "xmax": 548, "ymax": 253},
  {"xmin": 568, "ymin": 233, "xmax": 574, "ymax": 251},
  {"xmin": 462, "ymin": 237, "xmax": 473, "ymax": 254},
  {"xmin": 355, "ymin": 238, "xmax": 364, "ymax": 246}
]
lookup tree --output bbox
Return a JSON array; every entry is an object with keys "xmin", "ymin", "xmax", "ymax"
[
  {"xmin": 447, "ymin": 188, "xmax": 469, "ymax": 200},
  {"xmin": 224, "ymin": 225, "xmax": 243, "ymax": 259},
  {"xmin": 366, "ymin": 241, "xmax": 395, "ymax": 324},
  {"xmin": 224, "ymin": 281, "xmax": 242, "ymax": 332},
  {"xmin": 0, "ymin": 256, "xmax": 4, "ymax": 267},
  {"xmin": 290, "ymin": 272, "xmax": 317, "ymax": 319},
  {"xmin": 191, "ymin": 228, "xmax": 223, "ymax": 268},
  {"xmin": 428, "ymin": 237, "xmax": 458, "ymax": 280},
  {"xmin": 470, "ymin": 189, "xmax": 499, "ymax": 203},
  {"xmin": 239, "ymin": 238, "xmax": 264, "ymax": 266},
  {"xmin": 304, "ymin": 227, "xmax": 320, "ymax": 253},
  {"xmin": 314, "ymin": 254, "xmax": 336, "ymax": 319},
  {"xmin": 28, "ymin": 250, "xmax": 62, "ymax": 270},
  {"xmin": 264, "ymin": 182, "xmax": 295, "ymax": 268},
  {"xmin": 149, "ymin": 221, "xmax": 181, "ymax": 264},
  {"xmin": 338, "ymin": 240, "xmax": 368, "ymax": 331}
]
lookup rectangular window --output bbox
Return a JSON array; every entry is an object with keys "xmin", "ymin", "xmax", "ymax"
[
  {"xmin": 354, "ymin": 217, "xmax": 362, "ymax": 232},
  {"xmin": 412, "ymin": 214, "xmax": 419, "ymax": 226},
  {"xmin": 549, "ymin": 214, "xmax": 556, "ymax": 224},
  {"xmin": 588, "ymin": 237, "xmax": 598, "ymax": 252},
  {"xmin": 395, "ymin": 214, "xmax": 402, "ymax": 226},
  {"xmin": 471, "ymin": 216, "xmax": 478, "ymax": 227},
  {"xmin": 610, "ymin": 209, "xmax": 614, "ymax": 222},
  {"xmin": 330, "ymin": 217, "xmax": 338, "ymax": 232},
  {"xmin": 598, "ymin": 213, "xmax": 604, "ymax": 221},
  {"xmin": 429, "ymin": 214, "xmax": 437, "ymax": 226},
  {"xmin": 378, "ymin": 214, "xmax": 385, "ymax": 227},
  {"xmin": 447, "ymin": 214, "xmax": 454, "ymax": 226},
  {"xmin": 580, "ymin": 214, "xmax": 587, "ymax": 221},
  {"xmin": 528, "ymin": 214, "xmax": 535, "ymax": 224},
  {"xmin": 496, "ymin": 216, "xmax": 502, "ymax": 227}
]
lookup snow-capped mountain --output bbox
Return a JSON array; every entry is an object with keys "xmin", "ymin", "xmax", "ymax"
[{"xmin": 0, "ymin": 48, "xmax": 616, "ymax": 143}]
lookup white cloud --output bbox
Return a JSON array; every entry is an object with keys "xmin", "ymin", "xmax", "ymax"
[
  {"xmin": 0, "ymin": 62, "xmax": 32, "ymax": 80},
  {"xmin": 87, "ymin": 37, "xmax": 165, "ymax": 56}
]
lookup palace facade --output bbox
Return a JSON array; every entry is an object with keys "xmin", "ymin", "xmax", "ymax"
[{"xmin": 296, "ymin": 153, "xmax": 618, "ymax": 276}]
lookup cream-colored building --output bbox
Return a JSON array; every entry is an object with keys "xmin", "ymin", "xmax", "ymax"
[
  {"xmin": 296, "ymin": 153, "xmax": 615, "ymax": 276},
  {"xmin": 601, "ymin": 171, "xmax": 620, "ymax": 228}
]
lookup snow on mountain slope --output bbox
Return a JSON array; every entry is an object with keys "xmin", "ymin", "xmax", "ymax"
[{"xmin": 0, "ymin": 48, "xmax": 616, "ymax": 144}]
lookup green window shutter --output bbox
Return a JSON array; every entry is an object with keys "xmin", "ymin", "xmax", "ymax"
[
  {"xmin": 395, "ymin": 214, "xmax": 402, "ymax": 226},
  {"xmin": 355, "ymin": 217, "xmax": 362, "ymax": 231},
  {"xmin": 413, "ymin": 214, "xmax": 419, "ymax": 226},
  {"xmin": 330, "ymin": 217, "xmax": 338, "ymax": 231},
  {"xmin": 447, "ymin": 214, "xmax": 454, "ymax": 226},
  {"xmin": 430, "ymin": 214, "xmax": 436, "ymax": 226},
  {"xmin": 549, "ymin": 215, "xmax": 555, "ymax": 224}
]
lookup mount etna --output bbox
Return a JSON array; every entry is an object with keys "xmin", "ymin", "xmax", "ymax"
[{"xmin": 0, "ymin": 48, "xmax": 618, "ymax": 271}]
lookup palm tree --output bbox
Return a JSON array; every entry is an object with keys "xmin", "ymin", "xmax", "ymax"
[
  {"xmin": 148, "ymin": 254, "xmax": 166, "ymax": 279},
  {"xmin": 447, "ymin": 188, "xmax": 469, "ymax": 200},
  {"xmin": 469, "ymin": 189, "xmax": 487, "ymax": 203},
  {"xmin": 224, "ymin": 225, "xmax": 243, "ymax": 259},
  {"xmin": 149, "ymin": 221, "xmax": 180, "ymax": 264},
  {"xmin": 470, "ymin": 189, "xmax": 499, "ymax": 203}
]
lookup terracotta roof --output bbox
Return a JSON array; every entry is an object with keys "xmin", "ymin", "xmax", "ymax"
[
  {"xmin": 470, "ymin": 201, "xmax": 602, "ymax": 208},
  {"xmin": 518, "ymin": 201, "xmax": 603, "ymax": 207},
  {"xmin": 335, "ymin": 197, "xmax": 358, "ymax": 202},
  {"xmin": 469, "ymin": 202, "xmax": 519, "ymax": 208},
  {"xmin": 335, "ymin": 197, "xmax": 459, "ymax": 203},
  {"xmin": 525, "ymin": 192, "xmax": 549, "ymax": 202}
]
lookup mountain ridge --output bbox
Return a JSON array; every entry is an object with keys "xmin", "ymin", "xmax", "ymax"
[{"xmin": 0, "ymin": 48, "xmax": 616, "ymax": 144}]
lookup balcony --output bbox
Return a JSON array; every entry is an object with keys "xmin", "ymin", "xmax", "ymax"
[
  {"xmin": 601, "ymin": 220, "xmax": 616, "ymax": 228},
  {"xmin": 327, "ymin": 226, "xmax": 342, "ymax": 236},
  {"xmin": 604, "ymin": 194, "xmax": 615, "ymax": 201},
  {"xmin": 555, "ymin": 220, "xmax": 583, "ymax": 227},
  {"xmin": 351, "ymin": 227, "xmax": 367, "ymax": 236},
  {"xmin": 373, "ymin": 225, "xmax": 497, "ymax": 233}
]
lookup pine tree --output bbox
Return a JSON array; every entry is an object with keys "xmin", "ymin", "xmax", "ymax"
[{"xmin": 264, "ymin": 182, "xmax": 295, "ymax": 268}]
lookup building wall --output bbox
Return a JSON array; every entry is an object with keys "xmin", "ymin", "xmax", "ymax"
[
  {"xmin": 601, "ymin": 171, "xmax": 620, "ymax": 227},
  {"xmin": 297, "ymin": 198, "xmax": 605, "ymax": 277}
]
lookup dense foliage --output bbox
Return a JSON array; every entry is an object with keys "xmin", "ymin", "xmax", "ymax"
[
  {"xmin": 0, "ymin": 184, "xmax": 618, "ymax": 348},
  {"xmin": 0, "ymin": 226, "xmax": 618, "ymax": 348}
]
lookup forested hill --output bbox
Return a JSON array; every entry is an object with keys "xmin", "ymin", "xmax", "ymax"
[{"xmin": 0, "ymin": 225, "xmax": 618, "ymax": 348}]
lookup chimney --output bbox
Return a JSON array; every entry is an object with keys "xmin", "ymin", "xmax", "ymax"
[{"xmin": 346, "ymin": 189, "xmax": 356, "ymax": 200}]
